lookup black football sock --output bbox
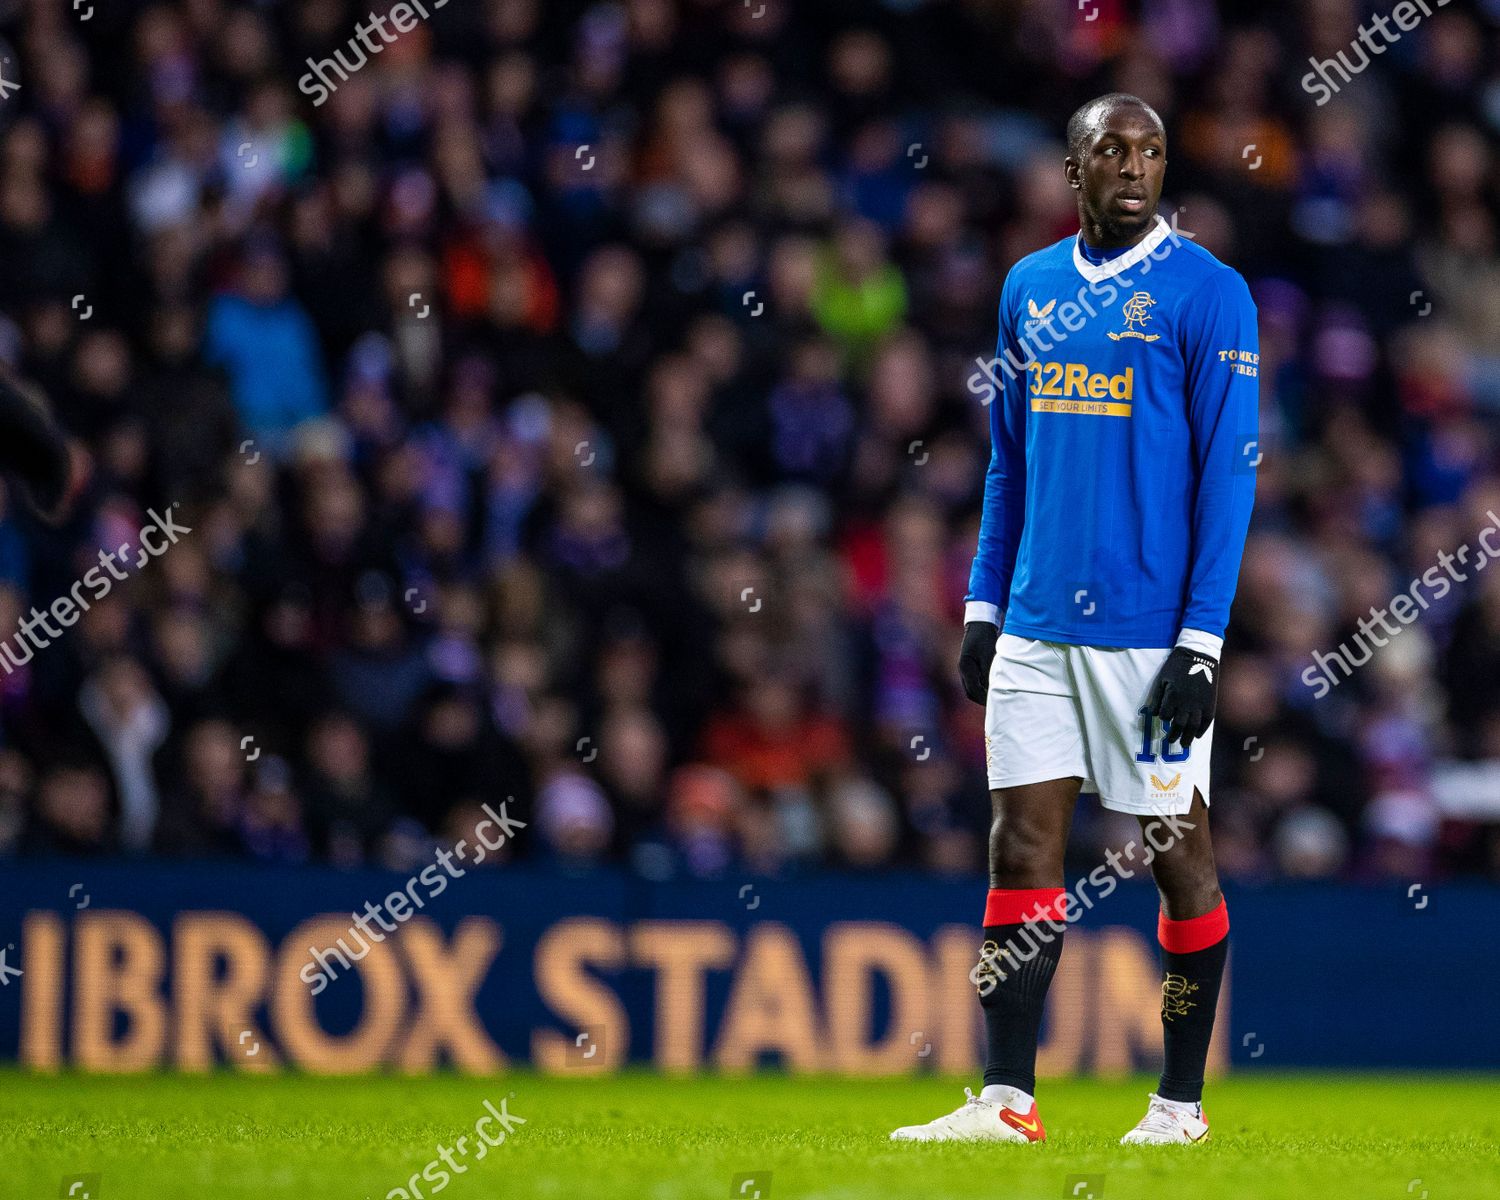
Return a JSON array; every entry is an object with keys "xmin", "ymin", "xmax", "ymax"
[
  {"xmin": 977, "ymin": 887, "xmax": 1067, "ymax": 1095},
  {"xmin": 1156, "ymin": 898, "xmax": 1229, "ymax": 1104}
]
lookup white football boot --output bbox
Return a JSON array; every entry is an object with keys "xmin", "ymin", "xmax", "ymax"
[
  {"xmin": 890, "ymin": 1087, "xmax": 1046, "ymax": 1144},
  {"xmin": 1119, "ymin": 1092, "xmax": 1210, "ymax": 1144}
]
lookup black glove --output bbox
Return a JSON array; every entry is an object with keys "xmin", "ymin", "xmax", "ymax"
[
  {"xmin": 1145, "ymin": 646, "xmax": 1219, "ymax": 747},
  {"xmin": 958, "ymin": 621, "xmax": 1000, "ymax": 705}
]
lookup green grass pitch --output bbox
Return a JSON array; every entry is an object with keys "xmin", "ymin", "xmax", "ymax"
[{"xmin": 2, "ymin": 1071, "xmax": 1496, "ymax": 1199}]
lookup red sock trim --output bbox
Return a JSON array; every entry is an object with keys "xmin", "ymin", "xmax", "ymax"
[
  {"xmin": 984, "ymin": 887, "xmax": 1068, "ymax": 926},
  {"xmin": 1158, "ymin": 899, "xmax": 1229, "ymax": 954}
]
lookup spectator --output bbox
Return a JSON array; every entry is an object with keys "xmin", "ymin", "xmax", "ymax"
[
  {"xmin": 76, "ymin": 655, "xmax": 169, "ymax": 854},
  {"xmin": 0, "ymin": 0, "xmax": 1493, "ymax": 883},
  {"xmin": 25, "ymin": 765, "xmax": 115, "ymax": 857},
  {"xmin": 203, "ymin": 239, "xmax": 328, "ymax": 453},
  {"xmin": 155, "ymin": 719, "xmax": 248, "ymax": 859}
]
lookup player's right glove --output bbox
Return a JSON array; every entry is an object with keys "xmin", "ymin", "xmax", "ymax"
[
  {"xmin": 1144, "ymin": 646, "xmax": 1219, "ymax": 747},
  {"xmin": 958, "ymin": 621, "xmax": 999, "ymax": 706}
]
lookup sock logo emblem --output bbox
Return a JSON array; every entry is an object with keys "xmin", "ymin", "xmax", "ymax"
[
  {"xmin": 973, "ymin": 940, "xmax": 1009, "ymax": 995},
  {"xmin": 1161, "ymin": 972, "xmax": 1199, "ymax": 1022}
]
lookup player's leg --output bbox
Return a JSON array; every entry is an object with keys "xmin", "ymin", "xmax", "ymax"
[
  {"xmin": 1067, "ymin": 643, "xmax": 1222, "ymax": 1144},
  {"xmin": 976, "ymin": 777, "xmax": 1078, "ymax": 1118},
  {"xmin": 892, "ymin": 635, "xmax": 1081, "ymax": 1144},
  {"xmin": 890, "ymin": 778, "xmax": 1078, "ymax": 1144},
  {"xmin": 1120, "ymin": 787, "xmax": 1224, "ymax": 1143}
]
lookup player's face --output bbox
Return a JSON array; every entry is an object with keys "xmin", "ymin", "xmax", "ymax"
[{"xmin": 1066, "ymin": 107, "xmax": 1166, "ymax": 247}]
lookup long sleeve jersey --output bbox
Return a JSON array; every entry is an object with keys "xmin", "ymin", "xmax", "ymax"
[{"xmin": 965, "ymin": 214, "xmax": 1258, "ymax": 648}]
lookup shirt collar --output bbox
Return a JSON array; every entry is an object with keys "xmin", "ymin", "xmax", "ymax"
[{"xmin": 1072, "ymin": 215, "xmax": 1171, "ymax": 283}]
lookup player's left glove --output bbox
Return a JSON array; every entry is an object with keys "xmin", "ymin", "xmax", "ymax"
[
  {"xmin": 1144, "ymin": 646, "xmax": 1219, "ymax": 747},
  {"xmin": 958, "ymin": 621, "xmax": 999, "ymax": 706}
]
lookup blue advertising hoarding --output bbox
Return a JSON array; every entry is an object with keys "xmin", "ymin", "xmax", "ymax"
[{"xmin": 0, "ymin": 861, "xmax": 1492, "ymax": 1073}]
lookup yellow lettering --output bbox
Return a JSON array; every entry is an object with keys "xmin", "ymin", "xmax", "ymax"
[
  {"xmin": 632, "ymin": 922, "xmax": 735, "ymax": 1073},
  {"xmin": 823, "ymin": 923, "xmax": 929, "ymax": 1074},
  {"xmin": 396, "ymin": 917, "xmax": 505, "ymax": 1073},
  {"xmin": 272, "ymin": 916, "xmax": 404, "ymax": 1073},
  {"xmin": 20, "ymin": 911, "xmax": 65, "ymax": 1071},
  {"xmin": 929, "ymin": 925, "xmax": 982, "ymax": 1073},
  {"xmin": 174, "ymin": 913, "xmax": 277, "ymax": 1072},
  {"xmin": 713, "ymin": 925, "xmax": 822, "ymax": 1072},
  {"xmin": 532, "ymin": 918, "xmax": 627, "ymax": 1073},
  {"xmin": 74, "ymin": 912, "xmax": 167, "ymax": 1071},
  {"xmin": 1031, "ymin": 398, "xmax": 1132, "ymax": 417},
  {"xmin": 1090, "ymin": 929, "xmax": 1163, "ymax": 1076},
  {"xmin": 1035, "ymin": 929, "xmax": 1089, "ymax": 1077}
]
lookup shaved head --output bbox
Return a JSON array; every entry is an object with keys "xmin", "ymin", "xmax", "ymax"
[
  {"xmin": 1066, "ymin": 93, "xmax": 1165, "ymax": 161},
  {"xmin": 1064, "ymin": 92, "xmax": 1168, "ymax": 248}
]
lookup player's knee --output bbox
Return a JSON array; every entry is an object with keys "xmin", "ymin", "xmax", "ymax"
[
  {"xmin": 988, "ymin": 818, "xmax": 1060, "ymax": 887},
  {"xmin": 1154, "ymin": 863, "xmax": 1221, "ymax": 920}
]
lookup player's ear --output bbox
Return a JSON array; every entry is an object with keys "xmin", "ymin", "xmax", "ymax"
[{"xmin": 1064, "ymin": 158, "xmax": 1082, "ymax": 190}]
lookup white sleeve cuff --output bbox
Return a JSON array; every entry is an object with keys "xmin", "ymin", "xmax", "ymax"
[
  {"xmin": 965, "ymin": 601, "xmax": 1001, "ymax": 626},
  {"xmin": 1175, "ymin": 628, "xmax": 1223, "ymax": 658}
]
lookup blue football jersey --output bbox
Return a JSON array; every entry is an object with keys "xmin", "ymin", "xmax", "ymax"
[{"xmin": 965, "ymin": 215, "xmax": 1258, "ymax": 648}]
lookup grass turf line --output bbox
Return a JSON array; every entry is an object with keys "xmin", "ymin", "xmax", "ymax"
[{"xmin": 0, "ymin": 1071, "xmax": 1495, "ymax": 1199}]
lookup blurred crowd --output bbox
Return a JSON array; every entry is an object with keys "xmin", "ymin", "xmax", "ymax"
[{"xmin": 0, "ymin": 0, "xmax": 1498, "ymax": 883}]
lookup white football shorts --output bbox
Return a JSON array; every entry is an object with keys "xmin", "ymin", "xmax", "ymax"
[{"xmin": 982, "ymin": 633, "xmax": 1212, "ymax": 815}]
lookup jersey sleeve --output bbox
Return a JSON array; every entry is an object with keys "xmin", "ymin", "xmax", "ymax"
[
  {"xmin": 1179, "ymin": 268, "xmax": 1259, "ymax": 640},
  {"xmin": 965, "ymin": 273, "xmax": 1028, "ymax": 625}
]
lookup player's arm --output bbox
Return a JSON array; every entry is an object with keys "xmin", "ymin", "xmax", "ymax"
[
  {"xmin": 959, "ymin": 276, "xmax": 1028, "ymax": 705},
  {"xmin": 1146, "ymin": 268, "xmax": 1259, "ymax": 743}
]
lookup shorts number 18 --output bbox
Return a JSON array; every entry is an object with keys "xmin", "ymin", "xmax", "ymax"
[{"xmin": 1135, "ymin": 706, "xmax": 1191, "ymax": 764}]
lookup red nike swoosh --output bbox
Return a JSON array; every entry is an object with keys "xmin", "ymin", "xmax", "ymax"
[{"xmin": 999, "ymin": 1107, "xmax": 1044, "ymax": 1140}]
